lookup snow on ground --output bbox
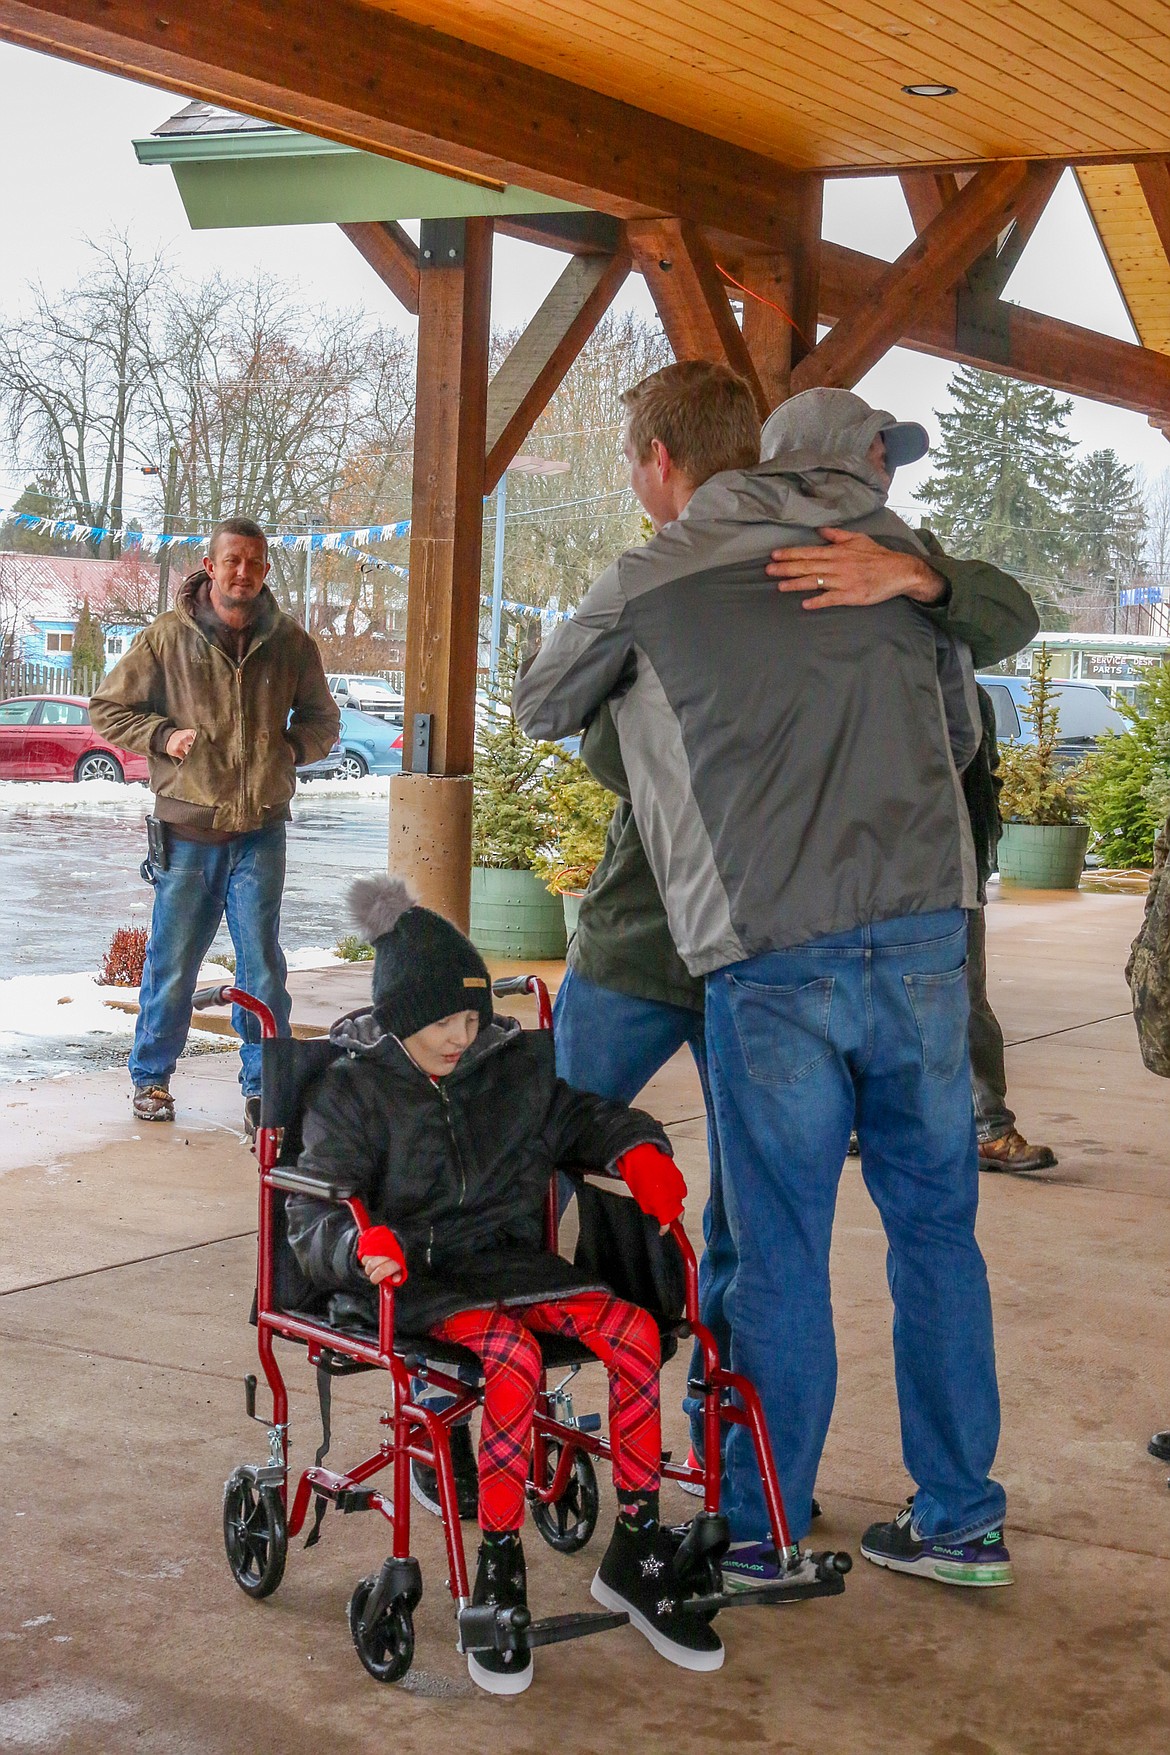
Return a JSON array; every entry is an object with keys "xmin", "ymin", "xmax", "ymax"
[
  {"xmin": 0, "ymin": 963, "xmax": 231, "ymax": 1047},
  {"xmin": 0, "ymin": 775, "xmax": 389, "ymax": 812}
]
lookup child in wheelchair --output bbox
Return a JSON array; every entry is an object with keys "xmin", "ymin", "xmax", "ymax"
[{"xmin": 287, "ymin": 874, "xmax": 724, "ymax": 1693}]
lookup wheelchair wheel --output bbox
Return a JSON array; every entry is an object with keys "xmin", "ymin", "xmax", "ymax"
[
  {"xmin": 223, "ymin": 1468, "xmax": 288, "ymax": 1599},
  {"xmin": 529, "ymin": 1444, "xmax": 599, "ymax": 1553},
  {"xmin": 348, "ymin": 1577, "xmax": 416, "ymax": 1684}
]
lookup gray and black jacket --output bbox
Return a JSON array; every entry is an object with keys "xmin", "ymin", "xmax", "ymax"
[{"xmin": 514, "ymin": 455, "xmax": 981, "ymax": 977}]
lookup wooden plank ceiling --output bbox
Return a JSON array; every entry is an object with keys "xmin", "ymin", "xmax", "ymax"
[
  {"xmin": 1078, "ymin": 165, "xmax": 1170, "ymax": 356},
  {"xmin": 371, "ymin": 0, "xmax": 1170, "ymax": 171}
]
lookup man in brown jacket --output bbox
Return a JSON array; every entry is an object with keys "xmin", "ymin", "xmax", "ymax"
[{"xmin": 90, "ymin": 516, "xmax": 339, "ymax": 1126}]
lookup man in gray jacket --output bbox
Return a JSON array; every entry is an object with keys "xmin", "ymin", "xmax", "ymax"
[{"xmin": 515, "ymin": 365, "xmax": 1010, "ymax": 1592}]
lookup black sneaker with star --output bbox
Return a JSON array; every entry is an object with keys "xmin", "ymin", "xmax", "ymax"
[
  {"xmin": 591, "ymin": 1518, "xmax": 724, "ymax": 1672},
  {"xmin": 410, "ymin": 1421, "xmax": 478, "ymax": 1520},
  {"xmin": 466, "ymin": 1532, "xmax": 532, "ymax": 1695},
  {"xmin": 861, "ymin": 1504, "xmax": 1014, "ymax": 1587}
]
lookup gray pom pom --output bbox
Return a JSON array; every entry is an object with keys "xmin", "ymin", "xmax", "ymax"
[{"xmin": 348, "ymin": 873, "xmax": 416, "ymax": 943}]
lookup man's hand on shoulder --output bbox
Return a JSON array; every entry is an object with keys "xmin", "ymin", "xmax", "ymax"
[
  {"xmin": 766, "ymin": 527, "xmax": 948, "ymax": 610},
  {"xmin": 165, "ymin": 728, "xmax": 198, "ymax": 761}
]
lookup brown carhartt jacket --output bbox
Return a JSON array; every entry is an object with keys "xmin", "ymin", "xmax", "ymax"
[{"xmin": 90, "ymin": 577, "xmax": 339, "ymax": 835}]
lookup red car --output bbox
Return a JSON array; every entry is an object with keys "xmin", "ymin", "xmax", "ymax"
[{"xmin": 0, "ymin": 695, "xmax": 150, "ymax": 783}]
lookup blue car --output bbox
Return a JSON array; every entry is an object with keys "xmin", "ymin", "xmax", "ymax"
[{"xmin": 303, "ymin": 707, "xmax": 404, "ymax": 781}]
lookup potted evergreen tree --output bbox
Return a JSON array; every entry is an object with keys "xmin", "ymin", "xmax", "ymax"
[
  {"xmin": 533, "ymin": 754, "xmax": 615, "ymax": 937},
  {"xmin": 471, "ymin": 642, "xmax": 567, "ymax": 959},
  {"xmin": 996, "ymin": 644, "xmax": 1090, "ymax": 888}
]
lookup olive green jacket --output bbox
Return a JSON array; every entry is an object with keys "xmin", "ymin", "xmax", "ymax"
[
  {"xmin": 568, "ymin": 536, "xmax": 1039, "ymax": 1011},
  {"xmin": 90, "ymin": 580, "xmax": 339, "ymax": 835}
]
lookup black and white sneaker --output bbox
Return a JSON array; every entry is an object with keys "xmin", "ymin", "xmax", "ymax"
[
  {"xmin": 861, "ymin": 1504, "xmax": 1014, "ymax": 1587},
  {"xmin": 466, "ymin": 1534, "xmax": 532, "ymax": 1696},
  {"xmin": 591, "ymin": 1520, "xmax": 724, "ymax": 1672},
  {"xmin": 410, "ymin": 1421, "xmax": 479, "ymax": 1520}
]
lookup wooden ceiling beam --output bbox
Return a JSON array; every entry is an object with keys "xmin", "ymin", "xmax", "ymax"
[
  {"xmin": 484, "ymin": 245, "xmax": 631, "ymax": 492},
  {"xmin": 339, "ymin": 221, "xmax": 419, "ymax": 316},
  {"xmin": 1136, "ymin": 160, "xmax": 1170, "ymax": 269},
  {"xmin": 494, "ymin": 213, "xmax": 624, "ymax": 258},
  {"xmin": 627, "ymin": 218, "xmax": 768, "ymax": 416},
  {"xmin": 819, "ymin": 240, "xmax": 1170, "ymax": 423},
  {"xmin": 0, "ymin": 0, "xmax": 805, "ymax": 250},
  {"xmin": 899, "ymin": 171, "xmax": 960, "ymax": 233},
  {"xmin": 793, "ymin": 160, "xmax": 1057, "ymax": 393}
]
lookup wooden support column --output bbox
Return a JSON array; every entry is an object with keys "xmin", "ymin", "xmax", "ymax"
[
  {"xmin": 899, "ymin": 171, "xmax": 960, "ymax": 233},
  {"xmin": 485, "ymin": 243, "xmax": 631, "ymax": 491},
  {"xmin": 391, "ymin": 216, "xmax": 492, "ymax": 929},
  {"xmin": 793, "ymin": 160, "xmax": 1054, "ymax": 393},
  {"xmin": 738, "ymin": 256, "xmax": 798, "ymax": 410},
  {"xmin": 339, "ymin": 220, "xmax": 420, "ymax": 314},
  {"xmin": 627, "ymin": 218, "xmax": 768, "ymax": 415}
]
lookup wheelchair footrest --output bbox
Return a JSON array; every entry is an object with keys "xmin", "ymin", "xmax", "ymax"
[
  {"xmin": 525, "ymin": 1610, "xmax": 630, "ymax": 1650},
  {"xmin": 458, "ymin": 1604, "xmax": 628, "ymax": 1655},
  {"xmin": 684, "ymin": 1550, "xmax": 851, "ymax": 1615}
]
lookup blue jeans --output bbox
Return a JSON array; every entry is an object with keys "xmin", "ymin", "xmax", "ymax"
[
  {"xmin": 552, "ymin": 968, "xmax": 734, "ymax": 1453},
  {"xmin": 130, "ymin": 823, "xmax": 292, "ymax": 1097},
  {"xmin": 705, "ymin": 910, "xmax": 1005, "ymax": 1546}
]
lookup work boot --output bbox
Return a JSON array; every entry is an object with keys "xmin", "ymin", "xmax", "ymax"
[
  {"xmin": 466, "ymin": 1532, "xmax": 532, "ymax": 1696},
  {"xmin": 978, "ymin": 1128, "xmax": 1057, "ymax": 1173},
  {"xmin": 243, "ymin": 1096, "xmax": 261, "ymax": 1139},
  {"xmin": 1148, "ymin": 1430, "xmax": 1170, "ymax": 1463},
  {"xmin": 591, "ymin": 1518, "xmax": 724, "ymax": 1671},
  {"xmin": 132, "ymin": 1084, "xmax": 174, "ymax": 1123}
]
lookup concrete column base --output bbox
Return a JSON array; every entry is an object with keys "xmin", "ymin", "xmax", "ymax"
[{"xmin": 388, "ymin": 772, "xmax": 473, "ymax": 931}]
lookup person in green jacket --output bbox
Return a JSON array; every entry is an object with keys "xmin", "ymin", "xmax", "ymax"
[{"xmin": 552, "ymin": 405, "xmax": 1050, "ymax": 1469}]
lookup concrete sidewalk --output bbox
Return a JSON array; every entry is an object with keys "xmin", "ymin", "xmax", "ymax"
[{"xmin": 1, "ymin": 887, "xmax": 1168, "ymax": 1754}]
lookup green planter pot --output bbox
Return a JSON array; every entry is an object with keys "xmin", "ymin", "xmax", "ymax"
[
  {"xmin": 561, "ymin": 891, "xmax": 585, "ymax": 939},
  {"xmin": 471, "ymin": 867, "xmax": 568, "ymax": 959},
  {"xmin": 997, "ymin": 822, "xmax": 1091, "ymax": 890}
]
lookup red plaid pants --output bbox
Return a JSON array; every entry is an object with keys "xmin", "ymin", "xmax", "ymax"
[{"xmin": 430, "ymin": 1291, "xmax": 662, "ymax": 1533}]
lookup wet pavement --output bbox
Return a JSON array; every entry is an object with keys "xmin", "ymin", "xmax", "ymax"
[{"xmin": 0, "ymin": 786, "xmax": 390, "ymax": 979}]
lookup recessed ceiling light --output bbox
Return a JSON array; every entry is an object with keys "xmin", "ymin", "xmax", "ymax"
[{"xmin": 902, "ymin": 82, "xmax": 958, "ymax": 97}]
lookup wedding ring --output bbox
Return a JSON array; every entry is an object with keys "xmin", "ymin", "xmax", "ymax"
[{"xmin": 816, "ymin": 575, "xmax": 826, "ymax": 587}]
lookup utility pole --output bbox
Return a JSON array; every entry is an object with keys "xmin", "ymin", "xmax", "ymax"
[
  {"xmin": 145, "ymin": 447, "xmax": 181, "ymax": 617},
  {"xmin": 304, "ymin": 519, "xmax": 314, "ymax": 632}
]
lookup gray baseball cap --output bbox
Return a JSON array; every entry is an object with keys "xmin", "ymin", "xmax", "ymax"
[{"xmin": 760, "ymin": 388, "xmax": 929, "ymax": 472}]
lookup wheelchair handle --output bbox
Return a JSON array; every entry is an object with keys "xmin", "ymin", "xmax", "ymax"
[
  {"xmin": 193, "ymin": 984, "xmax": 279, "ymax": 1039},
  {"xmin": 491, "ymin": 975, "xmax": 553, "ymax": 1031}
]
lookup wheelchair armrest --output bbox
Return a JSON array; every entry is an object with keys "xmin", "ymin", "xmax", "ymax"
[{"xmin": 267, "ymin": 1166, "xmax": 359, "ymax": 1202}]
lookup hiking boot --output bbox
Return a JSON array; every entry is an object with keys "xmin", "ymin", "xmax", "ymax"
[
  {"xmin": 411, "ymin": 1421, "xmax": 479, "ymax": 1520},
  {"xmin": 466, "ymin": 1533, "xmax": 532, "ymax": 1696},
  {"xmin": 591, "ymin": 1519, "xmax": 724, "ymax": 1672},
  {"xmin": 978, "ymin": 1128, "xmax": 1057, "ymax": 1173},
  {"xmin": 1148, "ymin": 1430, "xmax": 1170, "ymax": 1463},
  {"xmin": 243, "ymin": 1096, "xmax": 261, "ymax": 1139},
  {"xmin": 132, "ymin": 1084, "xmax": 174, "ymax": 1123},
  {"xmin": 861, "ymin": 1505, "xmax": 1014, "ymax": 1587}
]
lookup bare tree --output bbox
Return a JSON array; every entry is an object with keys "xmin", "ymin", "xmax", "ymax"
[{"xmin": 0, "ymin": 238, "xmax": 163, "ymax": 555}]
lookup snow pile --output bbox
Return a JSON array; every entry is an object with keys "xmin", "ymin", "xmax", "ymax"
[
  {"xmin": 0, "ymin": 779, "xmax": 151, "ymax": 813},
  {"xmin": 284, "ymin": 946, "xmax": 350, "ymax": 971},
  {"xmin": 0, "ymin": 963, "xmax": 232, "ymax": 1046},
  {"xmin": 292, "ymin": 775, "xmax": 389, "ymax": 802}
]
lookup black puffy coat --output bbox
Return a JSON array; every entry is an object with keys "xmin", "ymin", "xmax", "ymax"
[{"xmin": 285, "ymin": 1013, "xmax": 671, "ymax": 1333}]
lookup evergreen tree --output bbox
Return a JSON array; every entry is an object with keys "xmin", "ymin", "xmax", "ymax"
[
  {"xmin": 917, "ymin": 368, "xmax": 1077, "ymax": 624},
  {"xmin": 1066, "ymin": 448, "xmax": 1147, "ymax": 627},
  {"xmin": 1080, "ymin": 658, "xmax": 1170, "ymax": 866},
  {"xmin": 471, "ymin": 636, "xmax": 558, "ymax": 870},
  {"xmin": 0, "ymin": 480, "xmax": 70, "ymax": 555},
  {"xmin": 70, "ymin": 597, "xmax": 106, "ymax": 682}
]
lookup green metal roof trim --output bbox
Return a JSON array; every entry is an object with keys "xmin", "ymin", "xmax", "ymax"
[{"xmin": 133, "ymin": 126, "xmax": 583, "ymax": 228}]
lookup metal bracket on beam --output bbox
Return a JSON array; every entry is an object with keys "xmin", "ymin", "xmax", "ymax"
[
  {"xmin": 411, "ymin": 714, "xmax": 433, "ymax": 775},
  {"xmin": 420, "ymin": 219, "xmax": 466, "ymax": 269},
  {"xmin": 955, "ymin": 241, "xmax": 1016, "ymax": 366}
]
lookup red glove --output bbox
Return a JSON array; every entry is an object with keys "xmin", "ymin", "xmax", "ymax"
[
  {"xmin": 616, "ymin": 1143, "xmax": 686, "ymax": 1226},
  {"xmin": 355, "ymin": 1224, "xmax": 408, "ymax": 1285}
]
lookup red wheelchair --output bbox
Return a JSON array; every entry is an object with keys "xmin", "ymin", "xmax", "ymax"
[{"xmin": 201, "ymin": 973, "xmax": 850, "ymax": 1686}]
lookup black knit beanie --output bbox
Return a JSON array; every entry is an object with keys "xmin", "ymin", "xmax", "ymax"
[{"xmin": 348, "ymin": 874, "xmax": 493, "ymax": 1040}]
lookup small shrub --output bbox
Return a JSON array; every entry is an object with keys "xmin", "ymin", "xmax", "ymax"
[
  {"xmin": 473, "ymin": 636, "xmax": 559, "ymax": 870},
  {"xmin": 532, "ymin": 754, "xmax": 615, "ymax": 895},
  {"xmin": 997, "ymin": 644, "xmax": 1085, "ymax": 826},
  {"xmin": 336, "ymin": 934, "xmax": 374, "ymax": 962},
  {"xmin": 207, "ymin": 951, "xmax": 236, "ymax": 975},
  {"xmin": 1081, "ymin": 656, "xmax": 1170, "ymax": 867},
  {"xmin": 99, "ymin": 925, "xmax": 149, "ymax": 987}
]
